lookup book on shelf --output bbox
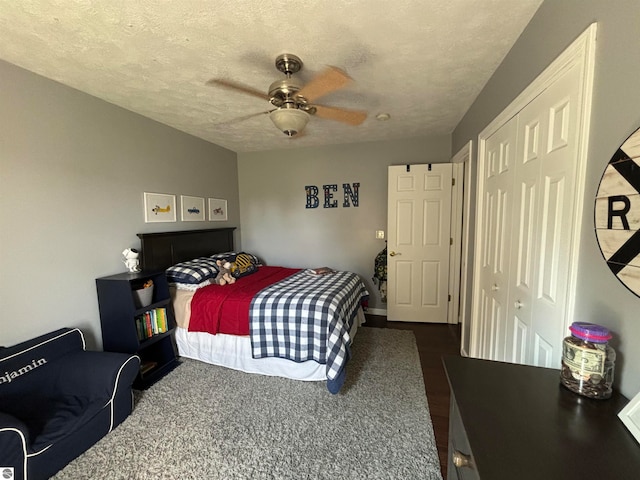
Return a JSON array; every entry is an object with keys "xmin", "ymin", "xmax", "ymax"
[
  {"xmin": 151, "ymin": 309, "xmax": 158, "ymax": 335},
  {"xmin": 135, "ymin": 307, "xmax": 169, "ymax": 341},
  {"xmin": 140, "ymin": 361, "xmax": 157, "ymax": 375},
  {"xmin": 135, "ymin": 316, "xmax": 144, "ymax": 340},
  {"xmin": 145, "ymin": 311, "xmax": 153, "ymax": 337},
  {"xmin": 158, "ymin": 307, "xmax": 167, "ymax": 332}
]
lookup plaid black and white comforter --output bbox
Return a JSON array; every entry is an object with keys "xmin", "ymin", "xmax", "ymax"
[{"xmin": 250, "ymin": 269, "xmax": 369, "ymax": 386}]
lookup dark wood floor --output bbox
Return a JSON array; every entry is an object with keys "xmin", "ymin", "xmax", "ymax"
[{"xmin": 363, "ymin": 315, "xmax": 461, "ymax": 478}]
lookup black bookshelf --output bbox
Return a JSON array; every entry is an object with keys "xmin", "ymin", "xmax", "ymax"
[{"xmin": 96, "ymin": 271, "xmax": 179, "ymax": 389}]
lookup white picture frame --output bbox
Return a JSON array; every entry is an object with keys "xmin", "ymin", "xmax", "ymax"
[
  {"xmin": 180, "ymin": 195, "xmax": 205, "ymax": 221},
  {"xmin": 208, "ymin": 198, "xmax": 228, "ymax": 221},
  {"xmin": 619, "ymin": 390, "xmax": 640, "ymax": 443},
  {"xmin": 144, "ymin": 192, "xmax": 176, "ymax": 223}
]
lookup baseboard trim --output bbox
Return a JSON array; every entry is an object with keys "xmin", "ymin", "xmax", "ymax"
[{"xmin": 366, "ymin": 308, "xmax": 387, "ymax": 316}]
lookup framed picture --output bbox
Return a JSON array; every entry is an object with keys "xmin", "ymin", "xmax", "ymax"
[
  {"xmin": 180, "ymin": 195, "xmax": 205, "ymax": 221},
  {"xmin": 619, "ymin": 390, "xmax": 640, "ymax": 443},
  {"xmin": 144, "ymin": 192, "xmax": 176, "ymax": 223},
  {"xmin": 208, "ymin": 198, "xmax": 228, "ymax": 221}
]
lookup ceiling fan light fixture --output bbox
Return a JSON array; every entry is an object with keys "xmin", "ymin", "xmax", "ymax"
[
  {"xmin": 207, "ymin": 53, "xmax": 367, "ymax": 137},
  {"xmin": 269, "ymin": 108, "xmax": 310, "ymax": 137}
]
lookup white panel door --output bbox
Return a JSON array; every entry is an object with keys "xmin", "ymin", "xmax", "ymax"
[
  {"xmin": 387, "ymin": 164, "xmax": 453, "ymax": 323},
  {"xmin": 471, "ymin": 24, "xmax": 595, "ymax": 367},
  {"xmin": 476, "ymin": 117, "xmax": 517, "ymax": 360},
  {"xmin": 504, "ymin": 65, "xmax": 581, "ymax": 367}
]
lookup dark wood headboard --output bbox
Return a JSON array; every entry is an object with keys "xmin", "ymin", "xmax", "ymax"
[{"xmin": 137, "ymin": 228, "xmax": 236, "ymax": 272}]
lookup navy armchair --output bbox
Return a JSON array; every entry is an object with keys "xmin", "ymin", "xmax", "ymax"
[{"xmin": 0, "ymin": 328, "xmax": 140, "ymax": 480}]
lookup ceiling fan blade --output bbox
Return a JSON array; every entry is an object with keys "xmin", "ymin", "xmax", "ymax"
[
  {"xmin": 206, "ymin": 78, "xmax": 269, "ymax": 101},
  {"xmin": 296, "ymin": 66, "xmax": 353, "ymax": 103},
  {"xmin": 313, "ymin": 104, "xmax": 367, "ymax": 126},
  {"xmin": 213, "ymin": 110, "xmax": 273, "ymax": 126}
]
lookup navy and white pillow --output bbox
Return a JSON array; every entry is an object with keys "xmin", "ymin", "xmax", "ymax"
[{"xmin": 166, "ymin": 257, "xmax": 220, "ymax": 285}]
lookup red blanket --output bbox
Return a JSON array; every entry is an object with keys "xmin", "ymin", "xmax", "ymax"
[{"xmin": 188, "ymin": 266, "xmax": 300, "ymax": 335}]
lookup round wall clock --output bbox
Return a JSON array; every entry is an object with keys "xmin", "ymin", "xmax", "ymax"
[{"xmin": 595, "ymin": 125, "xmax": 640, "ymax": 297}]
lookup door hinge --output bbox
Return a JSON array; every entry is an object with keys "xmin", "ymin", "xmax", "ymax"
[
  {"xmin": 448, "ymin": 294, "xmax": 451, "ymax": 302},
  {"xmin": 452, "ymin": 178, "xmax": 456, "ymax": 186},
  {"xmin": 450, "ymin": 237, "xmax": 453, "ymax": 245}
]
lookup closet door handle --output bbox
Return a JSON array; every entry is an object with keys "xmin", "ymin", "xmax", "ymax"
[
  {"xmin": 491, "ymin": 284, "xmax": 499, "ymax": 291},
  {"xmin": 515, "ymin": 300, "xmax": 523, "ymax": 310},
  {"xmin": 389, "ymin": 251, "xmax": 400, "ymax": 256},
  {"xmin": 452, "ymin": 450, "xmax": 474, "ymax": 469}
]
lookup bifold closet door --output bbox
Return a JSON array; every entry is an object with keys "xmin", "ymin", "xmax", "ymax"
[
  {"xmin": 476, "ymin": 63, "xmax": 584, "ymax": 367},
  {"xmin": 506, "ymin": 64, "xmax": 582, "ymax": 368},
  {"xmin": 471, "ymin": 24, "xmax": 595, "ymax": 369},
  {"xmin": 476, "ymin": 116, "xmax": 517, "ymax": 361}
]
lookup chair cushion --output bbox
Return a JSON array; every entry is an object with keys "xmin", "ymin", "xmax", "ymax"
[{"xmin": 21, "ymin": 394, "xmax": 107, "ymax": 452}]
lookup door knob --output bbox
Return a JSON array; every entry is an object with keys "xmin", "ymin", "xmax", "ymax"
[
  {"xmin": 491, "ymin": 284, "xmax": 499, "ymax": 291},
  {"xmin": 515, "ymin": 300, "xmax": 523, "ymax": 309},
  {"xmin": 389, "ymin": 251, "xmax": 400, "ymax": 256},
  {"xmin": 452, "ymin": 450, "xmax": 474, "ymax": 469}
]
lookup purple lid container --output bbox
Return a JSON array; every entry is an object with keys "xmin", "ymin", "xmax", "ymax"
[{"xmin": 569, "ymin": 322, "xmax": 612, "ymax": 343}]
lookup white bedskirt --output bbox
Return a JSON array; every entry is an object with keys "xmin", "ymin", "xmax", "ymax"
[{"xmin": 175, "ymin": 307, "xmax": 365, "ymax": 381}]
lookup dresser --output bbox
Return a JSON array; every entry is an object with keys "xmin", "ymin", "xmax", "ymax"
[{"xmin": 443, "ymin": 356, "xmax": 640, "ymax": 479}]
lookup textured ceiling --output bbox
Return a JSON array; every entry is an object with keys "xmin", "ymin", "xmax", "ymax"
[{"xmin": 0, "ymin": 0, "xmax": 542, "ymax": 153}]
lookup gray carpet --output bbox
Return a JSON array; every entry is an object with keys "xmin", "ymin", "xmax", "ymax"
[{"xmin": 54, "ymin": 328, "xmax": 443, "ymax": 479}]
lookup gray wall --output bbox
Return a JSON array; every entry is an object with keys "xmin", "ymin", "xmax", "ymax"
[
  {"xmin": 0, "ymin": 60, "xmax": 239, "ymax": 349},
  {"xmin": 453, "ymin": 0, "xmax": 640, "ymax": 398},
  {"xmin": 237, "ymin": 137, "xmax": 452, "ymax": 310}
]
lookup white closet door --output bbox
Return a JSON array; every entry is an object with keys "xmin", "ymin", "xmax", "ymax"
[
  {"xmin": 472, "ymin": 24, "xmax": 595, "ymax": 367},
  {"xmin": 506, "ymin": 103, "xmax": 540, "ymax": 365},
  {"xmin": 476, "ymin": 117, "xmax": 517, "ymax": 361},
  {"xmin": 510, "ymin": 64, "xmax": 582, "ymax": 368}
]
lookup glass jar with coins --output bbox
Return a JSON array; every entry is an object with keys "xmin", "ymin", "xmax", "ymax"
[{"xmin": 560, "ymin": 322, "xmax": 616, "ymax": 399}]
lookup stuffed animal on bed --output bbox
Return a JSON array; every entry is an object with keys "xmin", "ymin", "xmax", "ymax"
[{"xmin": 214, "ymin": 259, "xmax": 236, "ymax": 285}]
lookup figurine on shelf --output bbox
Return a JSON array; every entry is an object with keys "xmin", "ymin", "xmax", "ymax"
[{"xmin": 122, "ymin": 248, "xmax": 141, "ymax": 273}]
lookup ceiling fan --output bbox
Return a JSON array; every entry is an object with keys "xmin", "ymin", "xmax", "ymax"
[{"xmin": 206, "ymin": 53, "xmax": 367, "ymax": 137}]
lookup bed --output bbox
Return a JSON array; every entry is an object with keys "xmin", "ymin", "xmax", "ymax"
[{"xmin": 137, "ymin": 228, "xmax": 369, "ymax": 393}]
